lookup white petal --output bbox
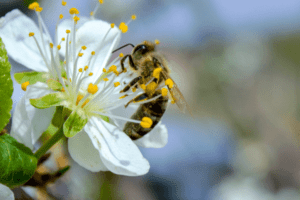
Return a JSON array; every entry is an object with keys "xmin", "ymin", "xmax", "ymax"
[
  {"xmin": 68, "ymin": 129, "xmax": 108, "ymax": 172},
  {"xmin": 86, "ymin": 117, "xmax": 150, "ymax": 176},
  {"xmin": 134, "ymin": 123, "xmax": 168, "ymax": 148},
  {"xmin": 75, "ymin": 20, "xmax": 121, "ymax": 83},
  {"xmin": 0, "ymin": 184, "xmax": 14, "ymax": 200},
  {"xmin": 11, "ymin": 82, "xmax": 55, "ymax": 149},
  {"xmin": 0, "ymin": 9, "xmax": 49, "ymax": 72}
]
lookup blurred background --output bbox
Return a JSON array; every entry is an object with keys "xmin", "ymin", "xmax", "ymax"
[{"xmin": 2, "ymin": 0, "xmax": 300, "ymax": 199}]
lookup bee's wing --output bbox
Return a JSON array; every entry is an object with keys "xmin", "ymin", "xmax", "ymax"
[{"xmin": 161, "ymin": 71, "xmax": 192, "ymax": 115}]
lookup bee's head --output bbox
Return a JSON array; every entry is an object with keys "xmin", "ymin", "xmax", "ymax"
[{"xmin": 132, "ymin": 41, "xmax": 155, "ymax": 58}]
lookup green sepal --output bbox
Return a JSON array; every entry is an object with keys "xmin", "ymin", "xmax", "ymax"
[
  {"xmin": 0, "ymin": 134, "xmax": 37, "ymax": 188},
  {"xmin": 51, "ymin": 106, "xmax": 64, "ymax": 128},
  {"xmin": 100, "ymin": 115, "xmax": 109, "ymax": 123},
  {"xmin": 0, "ymin": 38, "xmax": 13, "ymax": 131},
  {"xmin": 14, "ymin": 71, "xmax": 47, "ymax": 84},
  {"xmin": 47, "ymin": 79, "xmax": 63, "ymax": 91},
  {"xmin": 63, "ymin": 111, "xmax": 88, "ymax": 138},
  {"xmin": 30, "ymin": 93, "xmax": 64, "ymax": 109}
]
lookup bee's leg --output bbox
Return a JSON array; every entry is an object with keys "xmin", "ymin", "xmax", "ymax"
[
  {"xmin": 120, "ymin": 76, "xmax": 142, "ymax": 93},
  {"xmin": 119, "ymin": 54, "xmax": 136, "ymax": 74},
  {"xmin": 125, "ymin": 92, "xmax": 149, "ymax": 108}
]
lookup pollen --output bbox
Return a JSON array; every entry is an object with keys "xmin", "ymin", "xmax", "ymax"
[
  {"xmin": 131, "ymin": 15, "xmax": 137, "ymax": 20},
  {"xmin": 79, "ymin": 68, "xmax": 83, "ymax": 72},
  {"xmin": 153, "ymin": 68, "xmax": 162, "ymax": 79},
  {"xmin": 76, "ymin": 95, "xmax": 90, "ymax": 108},
  {"xmin": 103, "ymin": 68, "xmax": 107, "ymax": 73},
  {"xmin": 87, "ymin": 83, "xmax": 98, "ymax": 94},
  {"xmin": 84, "ymin": 66, "xmax": 89, "ymax": 71},
  {"xmin": 62, "ymin": 37, "xmax": 65, "ymax": 41},
  {"xmin": 28, "ymin": 2, "xmax": 39, "ymax": 10},
  {"xmin": 73, "ymin": 16, "xmax": 80, "ymax": 23},
  {"xmin": 57, "ymin": 45, "xmax": 61, "ymax": 50},
  {"xmin": 21, "ymin": 81, "xmax": 30, "ymax": 91},
  {"xmin": 81, "ymin": 46, "xmax": 87, "ymax": 50},
  {"xmin": 29, "ymin": 32, "xmax": 34, "ymax": 37},
  {"xmin": 36, "ymin": 7, "xmax": 43, "ymax": 12},
  {"xmin": 114, "ymin": 82, "xmax": 120, "ymax": 87},
  {"xmin": 132, "ymin": 87, "xmax": 137, "ymax": 92},
  {"xmin": 111, "ymin": 23, "xmax": 115, "ymax": 28},
  {"xmin": 161, "ymin": 88, "xmax": 168, "ymax": 96},
  {"xmin": 146, "ymin": 82, "xmax": 157, "ymax": 95},
  {"xmin": 62, "ymin": 1, "xmax": 67, "ymax": 6},
  {"xmin": 165, "ymin": 78, "xmax": 174, "ymax": 89},
  {"xmin": 140, "ymin": 84, "xmax": 146, "ymax": 90},
  {"xmin": 59, "ymin": 14, "xmax": 64, "ymax": 19},
  {"xmin": 140, "ymin": 117, "xmax": 153, "ymax": 128},
  {"xmin": 78, "ymin": 53, "xmax": 84, "ymax": 57},
  {"xmin": 155, "ymin": 39, "xmax": 160, "ymax": 45},
  {"xmin": 108, "ymin": 65, "xmax": 118, "ymax": 75},
  {"xmin": 119, "ymin": 53, "xmax": 124, "ymax": 57},
  {"xmin": 66, "ymin": 29, "xmax": 71, "ymax": 34},
  {"xmin": 69, "ymin": 8, "xmax": 79, "ymax": 15},
  {"xmin": 91, "ymin": 51, "xmax": 95, "ymax": 55},
  {"xmin": 103, "ymin": 78, "xmax": 109, "ymax": 81},
  {"xmin": 99, "ymin": 0, "xmax": 104, "ymax": 4},
  {"xmin": 119, "ymin": 22, "xmax": 128, "ymax": 33},
  {"xmin": 89, "ymin": 72, "xmax": 93, "ymax": 76},
  {"xmin": 50, "ymin": 43, "xmax": 54, "ymax": 48}
]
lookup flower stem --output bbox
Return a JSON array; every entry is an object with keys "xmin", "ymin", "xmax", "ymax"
[{"xmin": 34, "ymin": 126, "xmax": 64, "ymax": 159}]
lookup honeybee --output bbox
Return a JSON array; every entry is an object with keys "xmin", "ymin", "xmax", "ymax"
[{"xmin": 113, "ymin": 41, "xmax": 190, "ymax": 140}]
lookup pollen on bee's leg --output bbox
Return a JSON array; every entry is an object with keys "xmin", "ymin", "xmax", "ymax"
[
  {"xmin": 140, "ymin": 117, "xmax": 153, "ymax": 128},
  {"xmin": 161, "ymin": 88, "xmax": 168, "ymax": 96},
  {"xmin": 140, "ymin": 84, "xmax": 146, "ymax": 90},
  {"xmin": 165, "ymin": 78, "xmax": 174, "ymax": 89},
  {"xmin": 21, "ymin": 81, "xmax": 30, "ymax": 91},
  {"xmin": 87, "ymin": 83, "xmax": 98, "ymax": 94},
  {"xmin": 153, "ymin": 68, "xmax": 162, "ymax": 79}
]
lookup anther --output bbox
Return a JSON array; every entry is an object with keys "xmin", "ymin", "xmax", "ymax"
[
  {"xmin": 76, "ymin": 95, "xmax": 90, "ymax": 107},
  {"xmin": 29, "ymin": 32, "xmax": 34, "ymax": 37},
  {"xmin": 73, "ymin": 16, "xmax": 80, "ymax": 23},
  {"xmin": 61, "ymin": 87, "xmax": 65, "ymax": 92},
  {"xmin": 165, "ymin": 78, "xmax": 174, "ymax": 89},
  {"xmin": 90, "ymin": 11, "xmax": 94, "ymax": 16},
  {"xmin": 87, "ymin": 83, "xmax": 98, "ymax": 94},
  {"xmin": 84, "ymin": 66, "xmax": 89, "ymax": 71},
  {"xmin": 91, "ymin": 51, "xmax": 95, "ymax": 55},
  {"xmin": 79, "ymin": 68, "xmax": 83, "ymax": 72},
  {"xmin": 57, "ymin": 45, "xmax": 61, "ymax": 50},
  {"xmin": 108, "ymin": 65, "xmax": 118, "ymax": 75},
  {"xmin": 36, "ymin": 7, "xmax": 43, "ymax": 12},
  {"xmin": 111, "ymin": 23, "xmax": 115, "ymax": 28},
  {"xmin": 62, "ymin": 1, "xmax": 67, "ymax": 6},
  {"xmin": 103, "ymin": 68, "xmax": 107, "ymax": 73},
  {"xmin": 114, "ymin": 82, "xmax": 120, "ymax": 87},
  {"xmin": 81, "ymin": 46, "xmax": 87, "ymax": 50},
  {"xmin": 89, "ymin": 72, "xmax": 93, "ymax": 76},
  {"xmin": 59, "ymin": 14, "xmax": 64, "ymax": 19},
  {"xmin": 99, "ymin": 0, "xmax": 104, "ymax": 4},
  {"xmin": 28, "ymin": 2, "xmax": 39, "ymax": 10},
  {"xmin": 21, "ymin": 81, "xmax": 30, "ymax": 91},
  {"xmin": 131, "ymin": 15, "xmax": 137, "ymax": 20},
  {"xmin": 119, "ymin": 22, "xmax": 128, "ymax": 33},
  {"xmin": 78, "ymin": 53, "xmax": 84, "ymax": 57},
  {"xmin": 62, "ymin": 37, "xmax": 65, "ymax": 41},
  {"xmin": 69, "ymin": 8, "xmax": 79, "ymax": 15},
  {"xmin": 50, "ymin": 43, "xmax": 54, "ymax": 48},
  {"xmin": 119, "ymin": 53, "xmax": 124, "ymax": 57},
  {"xmin": 155, "ymin": 39, "xmax": 160, "ymax": 45},
  {"xmin": 153, "ymin": 68, "xmax": 162, "ymax": 79},
  {"xmin": 103, "ymin": 78, "xmax": 109, "ymax": 81},
  {"xmin": 66, "ymin": 29, "xmax": 71, "ymax": 34},
  {"xmin": 161, "ymin": 88, "xmax": 168, "ymax": 96},
  {"xmin": 140, "ymin": 117, "xmax": 153, "ymax": 128}
]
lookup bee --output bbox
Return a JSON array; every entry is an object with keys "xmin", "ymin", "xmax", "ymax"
[{"xmin": 113, "ymin": 41, "xmax": 190, "ymax": 140}]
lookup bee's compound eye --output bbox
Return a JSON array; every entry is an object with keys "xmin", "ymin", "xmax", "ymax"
[{"xmin": 133, "ymin": 45, "xmax": 147, "ymax": 54}]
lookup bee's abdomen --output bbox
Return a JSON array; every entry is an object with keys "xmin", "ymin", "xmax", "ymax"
[{"xmin": 123, "ymin": 94, "xmax": 168, "ymax": 140}]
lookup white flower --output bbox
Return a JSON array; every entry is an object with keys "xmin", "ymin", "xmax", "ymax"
[
  {"xmin": 0, "ymin": 184, "xmax": 14, "ymax": 200},
  {"xmin": 0, "ymin": 2, "xmax": 168, "ymax": 176}
]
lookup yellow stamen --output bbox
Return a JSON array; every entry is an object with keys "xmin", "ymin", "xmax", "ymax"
[
  {"xmin": 155, "ymin": 39, "xmax": 160, "ymax": 45},
  {"xmin": 119, "ymin": 22, "xmax": 128, "ymax": 33},
  {"xmin": 59, "ymin": 14, "xmax": 64, "ymax": 19},
  {"xmin": 114, "ymin": 82, "xmax": 120, "ymax": 87},
  {"xmin": 91, "ymin": 51, "xmax": 95, "ymax": 55},
  {"xmin": 70, "ymin": 78, "xmax": 72, "ymax": 82},
  {"xmin": 21, "ymin": 81, "xmax": 30, "ymax": 91},
  {"xmin": 69, "ymin": 41, "xmax": 71, "ymax": 44},
  {"xmin": 81, "ymin": 46, "xmax": 87, "ymax": 50},
  {"xmin": 57, "ymin": 45, "xmax": 61, "ymax": 50},
  {"xmin": 78, "ymin": 53, "xmax": 84, "ymax": 57},
  {"xmin": 161, "ymin": 88, "xmax": 168, "ymax": 96},
  {"xmin": 64, "ymin": 61, "xmax": 67, "ymax": 64},
  {"xmin": 66, "ymin": 29, "xmax": 71, "ymax": 34},
  {"xmin": 99, "ymin": 0, "xmax": 104, "ymax": 4},
  {"xmin": 131, "ymin": 15, "xmax": 137, "ymax": 20},
  {"xmin": 76, "ymin": 95, "xmax": 90, "ymax": 108},
  {"xmin": 119, "ymin": 95, "xmax": 128, "ymax": 99},
  {"xmin": 140, "ymin": 84, "xmax": 146, "ymax": 90},
  {"xmin": 73, "ymin": 16, "xmax": 80, "ymax": 23},
  {"xmin": 69, "ymin": 8, "xmax": 79, "ymax": 15},
  {"xmin": 36, "ymin": 7, "xmax": 43, "ymax": 12},
  {"xmin": 90, "ymin": 11, "xmax": 94, "ymax": 16},
  {"xmin": 79, "ymin": 68, "xmax": 83, "ymax": 72},
  {"xmin": 87, "ymin": 83, "xmax": 98, "ymax": 94},
  {"xmin": 165, "ymin": 78, "xmax": 174, "ymax": 89},
  {"xmin": 62, "ymin": 1, "xmax": 67, "ymax": 6},
  {"xmin": 103, "ymin": 78, "xmax": 109, "ymax": 81},
  {"xmin": 29, "ymin": 32, "xmax": 34, "ymax": 37},
  {"xmin": 61, "ymin": 87, "xmax": 65, "ymax": 92},
  {"xmin": 111, "ymin": 23, "xmax": 115, "ymax": 28},
  {"xmin": 84, "ymin": 66, "xmax": 89, "ymax": 71},
  {"xmin": 132, "ymin": 87, "xmax": 137, "ymax": 92},
  {"xmin": 140, "ymin": 117, "xmax": 153, "ymax": 128},
  {"xmin": 28, "ymin": 2, "xmax": 39, "ymax": 10},
  {"xmin": 108, "ymin": 65, "xmax": 118, "ymax": 75},
  {"xmin": 50, "ymin": 43, "xmax": 54, "ymax": 48},
  {"xmin": 119, "ymin": 53, "xmax": 124, "ymax": 57},
  {"xmin": 62, "ymin": 37, "xmax": 65, "ymax": 41},
  {"xmin": 102, "ymin": 68, "xmax": 107, "ymax": 73},
  {"xmin": 153, "ymin": 67, "xmax": 162, "ymax": 79},
  {"xmin": 146, "ymin": 82, "xmax": 157, "ymax": 95},
  {"xmin": 89, "ymin": 72, "xmax": 93, "ymax": 76}
]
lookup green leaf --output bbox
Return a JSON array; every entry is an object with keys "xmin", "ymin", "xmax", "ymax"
[
  {"xmin": 30, "ymin": 93, "xmax": 64, "ymax": 109},
  {"xmin": 0, "ymin": 37, "xmax": 13, "ymax": 131},
  {"xmin": 47, "ymin": 79, "xmax": 63, "ymax": 91},
  {"xmin": 14, "ymin": 71, "xmax": 47, "ymax": 84},
  {"xmin": 0, "ymin": 134, "xmax": 37, "ymax": 188},
  {"xmin": 63, "ymin": 111, "xmax": 88, "ymax": 138}
]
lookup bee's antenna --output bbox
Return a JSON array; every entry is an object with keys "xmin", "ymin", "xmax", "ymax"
[{"xmin": 112, "ymin": 43, "xmax": 135, "ymax": 53}]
